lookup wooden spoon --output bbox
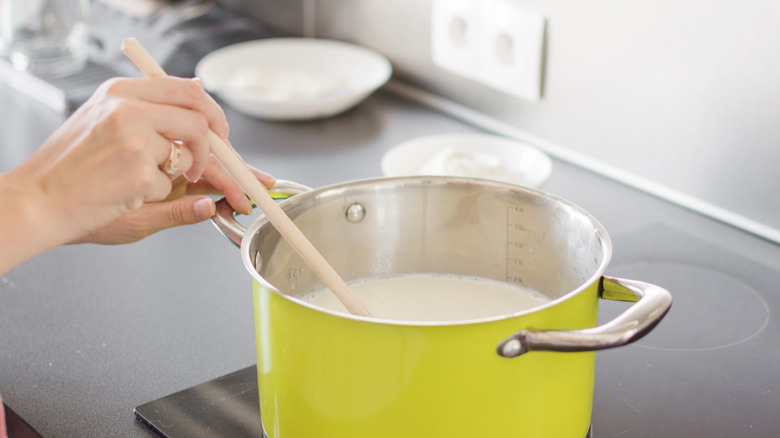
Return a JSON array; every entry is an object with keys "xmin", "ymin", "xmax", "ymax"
[{"xmin": 121, "ymin": 37, "xmax": 371, "ymax": 317}]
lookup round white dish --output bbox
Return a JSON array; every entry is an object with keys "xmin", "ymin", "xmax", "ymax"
[
  {"xmin": 195, "ymin": 38, "xmax": 392, "ymax": 121},
  {"xmin": 381, "ymin": 133, "xmax": 553, "ymax": 188}
]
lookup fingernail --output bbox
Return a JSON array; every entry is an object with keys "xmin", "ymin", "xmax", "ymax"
[
  {"xmin": 193, "ymin": 197, "xmax": 215, "ymax": 219},
  {"xmin": 191, "ymin": 77, "xmax": 204, "ymax": 88},
  {"xmin": 238, "ymin": 196, "xmax": 253, "ymax": 216}
]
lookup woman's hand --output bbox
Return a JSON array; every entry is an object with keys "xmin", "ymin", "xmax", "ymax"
[
  {"xmin": 17, "ymin": 76, "xmax": 227, "ymax": 238},
  {"xmin": 72, "ymin": 161, "xmax": 274, "ymax": 245},
  {"xmin": 0, "ymin": 76, "xmax": 272, "ymax": 275}
]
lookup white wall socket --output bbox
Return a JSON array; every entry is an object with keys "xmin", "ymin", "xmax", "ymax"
[
  {"xmin": 431, "ymin": 0, "xmax": 483, "ymax": 80},
  {"xmin": 431, "ymin": 0, "xmax": 546, "ymax": 101}
]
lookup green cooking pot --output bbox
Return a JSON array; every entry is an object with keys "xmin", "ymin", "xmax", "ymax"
[{"xmin": 212, "ymin": 176, "xmax": 672, "ymax": 438}]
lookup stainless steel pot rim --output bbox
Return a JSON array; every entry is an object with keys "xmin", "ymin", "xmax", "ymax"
[{"xmin": 240, "ymin": 176, "xmax": 614, "ymax": 327}]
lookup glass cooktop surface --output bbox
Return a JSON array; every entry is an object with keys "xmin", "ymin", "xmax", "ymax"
[{"xmin": 135, "ymin": 366, "xmax": 263, "ymax": 438}]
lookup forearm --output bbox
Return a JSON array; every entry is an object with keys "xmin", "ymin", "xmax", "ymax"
[{"xmin": 0, "ymin": 171, "xmax": 65, "ymax": 276}]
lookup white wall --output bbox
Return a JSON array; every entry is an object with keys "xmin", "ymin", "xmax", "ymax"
[{"xmin": 224, "ymin": 0, "xmax": 780, "ymax": 239}]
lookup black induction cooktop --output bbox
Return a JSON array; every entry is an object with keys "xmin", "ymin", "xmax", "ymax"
[
  {"xmin": 135, "ymin": 366, "xmax": 263, "ymax": 438},
  {"xmin": 3, "ymin": 402, "xmax": 45, "ymax": 438}
]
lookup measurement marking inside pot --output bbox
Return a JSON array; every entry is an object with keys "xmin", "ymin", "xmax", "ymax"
[{"xmin": 506, "ymin": 205, "xmax": 528, "ymax": 286}]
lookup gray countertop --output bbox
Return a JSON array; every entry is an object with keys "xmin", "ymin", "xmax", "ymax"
[{"xmin": 3, "ymin": 67, "xmax": 780, "ymax": 436}]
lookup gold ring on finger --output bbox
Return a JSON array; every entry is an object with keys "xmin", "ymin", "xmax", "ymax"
[{"xmin": 160, "ymin": 141, "xmax": 182, "ymax": 176}]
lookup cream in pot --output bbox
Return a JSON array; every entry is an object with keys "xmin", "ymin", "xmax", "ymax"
[{"xmin": 302, "ymin": 273, "xmax": 551, "ymax": 322}]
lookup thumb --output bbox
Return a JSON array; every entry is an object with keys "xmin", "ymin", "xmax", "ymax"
[
  {"xmin": 70, "ymin": 196, "xmax": 217, "ymax": 245},
  {"xmin": 153, "ymin": 195, "xmax": 216, "ymax": 226}
]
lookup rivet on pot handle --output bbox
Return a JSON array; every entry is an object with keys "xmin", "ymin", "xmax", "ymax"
[
  {"xmin": 497, "ymin": 276, "xmax": 672, "ymax": 358},
  {"xmin": 211, "ymin": 180, "xmax": 312, "ymax": 247}
]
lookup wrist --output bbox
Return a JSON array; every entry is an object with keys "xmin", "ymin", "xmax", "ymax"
[{"xmin": 0, "ymin": 170, "xmax": 66, "ymax": 275}]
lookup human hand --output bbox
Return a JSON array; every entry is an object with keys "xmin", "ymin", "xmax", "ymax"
[
  {"xmin": 71, "ymin": 160, "xmax": 274, "ymax": 245},
  {"xmin": 11, "ymin": 76, "xmax": 230, "ymax": 245},
  {"xmin": 0, "ymin": 76, "xmax": 273, "ymax": 275}
]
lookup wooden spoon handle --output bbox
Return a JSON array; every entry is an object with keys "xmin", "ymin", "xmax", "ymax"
[{"xmin": 121, "ymin": 38, "xmax": 371, "ymax": 317}]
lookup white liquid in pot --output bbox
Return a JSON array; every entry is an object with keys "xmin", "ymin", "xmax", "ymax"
[{"xmin": 302, "ymin": 274, "xmax": 551, "ymax": 322}]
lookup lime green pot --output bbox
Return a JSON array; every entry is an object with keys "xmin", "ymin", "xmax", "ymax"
[{"xmin": 213, "ymin": 177, "xmax": 671, "ymax": 438}]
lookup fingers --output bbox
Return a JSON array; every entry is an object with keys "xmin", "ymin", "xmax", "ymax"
[
  {"xmin": 102, "ymin": 76, "xmax": 228, "ymax": 137},
  {"xmin": 71, "ymin": 196, "xmax": 217, "ymax": 245},
  {"xmin": 198, "ymin": 156, "xmax": 277, "ymax": 215},
  {"xmin": 142, "ymin": 195, "xmax": 216, "ymax": 228},
  {"xmin": 99, "ymin": 77, "xmax": 229, "ymax": 182},
  {"xmin": 138, "ymin": 102, "xmax": 210, "ymax": 182},
  {"xmin": 192, "ymin": 78, "xmax": 229, "ymax": 137},
  {"xmin": 251, "ymin": 166, "xmax": 277, "ymax": 189},
  {"xmin": 75, "ymin": 158, "xmax": 275, "ymax": 245},
  {"xmin": 19, "ymin": 75, "xmax": 234, "ymax": 246},
  {"xmin": 70, "ymin": 75, "xmax": 277, "ymax": 239},
  {"xmin": 201, "ymin": 156, "xmax": 252, "ymax": 215},
  {"xmin": 158, "ymin": 141, "xmax": 193, "ymax": 180}
]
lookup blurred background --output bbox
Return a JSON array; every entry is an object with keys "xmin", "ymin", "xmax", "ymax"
[{"xmin": 218, "ymin": 0, "xmax": 780, "ymax": 243}]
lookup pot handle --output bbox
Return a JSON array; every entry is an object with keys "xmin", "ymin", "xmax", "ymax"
[
  {"xmin": 496, "ymin": 276, "xmax": 672, "ymax": 358},
  {"xmin": 210, "ymin": 180, "xmax": 312, "ymax": 247}
]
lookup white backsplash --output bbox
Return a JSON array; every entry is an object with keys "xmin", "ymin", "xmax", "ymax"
[{"xmin": 219, "ymin": 0, "xmax": 780, "ymax": 243}]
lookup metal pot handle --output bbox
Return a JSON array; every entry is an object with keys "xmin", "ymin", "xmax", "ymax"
[
  {"xmin": 497, "ymin": 276, "xmax": 672, "ymax": 358},
  {"xmin": 210, "ymin": 180, "xmax": 312, "ymax": 247}
]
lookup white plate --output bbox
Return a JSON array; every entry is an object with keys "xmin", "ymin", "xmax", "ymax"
[
  {"xmin": 195, "ymin": 38, "xmax": 392, "ymax": 121},
  {"xmin": 381, "ymin": 133, "xmax": 553, "ymax": 188}
]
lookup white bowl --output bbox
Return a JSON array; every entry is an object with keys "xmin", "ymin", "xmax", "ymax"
[
  {"xmin": 381, "ymin": 133, "xmax": 553, "ymax": 188},
  {"xmin": 195, "ymin": 38, "xmax": 392, "ymax": 121}
]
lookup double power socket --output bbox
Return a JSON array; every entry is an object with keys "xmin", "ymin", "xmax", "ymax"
[{"xmin": 431, "ymin": 0, "xmax": 546, "ymax": 101}]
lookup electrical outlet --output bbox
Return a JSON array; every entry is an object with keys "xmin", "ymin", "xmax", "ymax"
[
  {"xmin": 480, "ymin": 0, "xmax": 545, "ymax": 100},
  {"xmin": 431, "ymin": 0, "xmax": 546, "ymax": 101},
  {"xmin": 431, "ymin": 0, "xmax": 482, "ymax": 79}
]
